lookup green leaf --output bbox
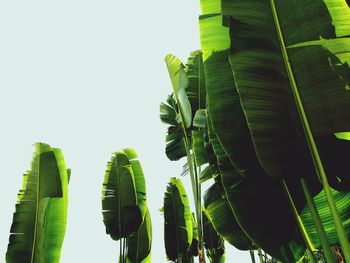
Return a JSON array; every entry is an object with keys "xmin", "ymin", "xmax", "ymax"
[
  {"xmin": 199, "ymin": 1, "xmax": 306, "ymax": 260},
  {"xmin": 123, "ymin": 148, "xmax": 148, "ymax": 221},
  {"xmin": 200, "ymin": 165, "xmax": 214, "ymax": 183},
  {"xmin": 204, "ymin": 183, "xmax": 253, "ymax": 251},
  {"xmin": 193, "ymin": 109, "xmax": 207, "ymax": 129},
  {"xmin": 126, "ymin": 208, "xmax": 152, "ymax": 263},
  {"xmin": 222, "ymin": 0, "xmax": 350, "ymax": 190},
  {"xmin": 188, "ymin": 214, "xmax": 199, "ymax": 257},
  {"xmin": 165, "ymin": 54, "xmax": 192, "ymax": 129},
  {"xmin": 163, "ymin": 178, "xmax": 193, "ymax": 261},
  {"xmin": 192, "ymin": 130, "xmax": 209, "ymax": 166},
  {"xmin": 301, "ymin": 188, "xmax": 350, "ymax": 248},
  {"xmin": 335, "ymin": 132, "xmax": 350, "ymax": 141},
  {"xmin": 160, "ymin": 95, "xmax": 178, "ymax": 127},
  {"xmin": 160, "ymin": 95, "xmax": 187, "ymax": 161},
  {"xmin": 102, "ymin": 152, "xmax": 142, "ymax": 240},
  {"xmin": 203, "ymin": 210, "xmax": 226, "ymax": 263},
  {"xmin": 6, "ymin": 143, "xmax": 69, "ymax": 263},
  {"xmin": 185, "ymin": 50, "xmax": 207, "ymax": 115},
  {"xmin": 222, "ymin": 0, "xmax": 350, "ymax": 257},
  {"xmin": 199, "ymin": 0, "xmax": 262, "ymax": 178}
]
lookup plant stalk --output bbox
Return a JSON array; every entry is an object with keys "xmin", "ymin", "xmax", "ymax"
[
  {"xmin": 301, "ymin": 178, "xmax": 335, "ymax": 263},
  {"xmin": 281, "ymin": 180, "xmax": 317, "ymax": 263},
  {"xmin": 249, "ymin": 250, "xmax": 256, "ymax": 263}
]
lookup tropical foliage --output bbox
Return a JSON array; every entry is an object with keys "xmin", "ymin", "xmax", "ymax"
[
  {"xmin": 102, "ymin": 148, "xmax": 152, "ymax": 263},
  {"xmin": 162, "ymin": 0, "xmax": 350, "ymax": 262},
  {"xmin": 6, "ymin": 143, "xmax": 70, "ymax": 263}
]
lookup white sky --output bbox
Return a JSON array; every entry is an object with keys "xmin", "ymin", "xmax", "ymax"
[{"xmin": 0, "ymin": 1, "xmax": 251, "ymax": 262}]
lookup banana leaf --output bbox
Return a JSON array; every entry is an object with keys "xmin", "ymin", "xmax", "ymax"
[
  {"xmin": 221, "ymin": 0, "xmax": 350, "ymax": 191},
  {"xmin": 6, "ymin": 143, "xmax": 69, "ymax": 263},
  {"xmin": 165, "ymin": 54, "xmax": 192, "ymax": 130},
  {"xmin": 301, "ymin": 188, "xmax": 350, "ymax": 248},
  {"xmin": 126, "ymin": 208, "xmax": 152, "ymax": 263},
  {"xmin": 189, "ymin": 214, "xmax": 199, "ymax": 257},
  {"xmin": 185, "ymin": 50, "xmax": 207, "ymax": 118},
  {"xmin": 123, "ymin": 148, "xmax": 148, "ymax": 221},
  {"xmin": 204, "ymin": 183, "xmax": 253, "ymax": 251},
  {"xmin": 102, "ymin": 151, "xmax": 142, "ymax": 240},
  {"xmin": 163, "ymin": 178, "xmax": 193, "ymax": 261},
  {"xmin": 199, "ymin": 0, "xmax": 308, "ymax": 259},
  {"xmin": 160, "ymin": 94, "xmax": 187, "ymax": 161}
]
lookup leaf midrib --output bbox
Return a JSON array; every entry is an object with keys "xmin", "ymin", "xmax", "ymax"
[{"xmin": 30, "ymin": 144, "xmax": 41, "ymax": 263}]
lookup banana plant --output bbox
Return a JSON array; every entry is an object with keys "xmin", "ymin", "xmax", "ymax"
[
  {"xmin": 162, "ymin": 178, "xmax": 194, "ymax": 262},
  {"xmin": 6, "ymin": 143, "xmax": 70, "ymax": 263},
  {"xmin": 102, "ymin": 149, "xmax": 149, "ymax": 263},
  {"xmin": 162, "ymin": 51, "xmax": 206, "ymax": 261},
  {"xmin": 220, "ymin": 0, "xmax": 350, "ymax": 260}
]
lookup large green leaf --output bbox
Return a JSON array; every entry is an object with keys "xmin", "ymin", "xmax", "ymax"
[
  {"xmin": 123, "ymin": 148, "xmax": 147, "ymax": 221},
  {"xmin": 160, "ymin": 95, "xmax": 187, "ymax": 161},
  {"xmin": 126, "ymin": 208, "xmax": 152, "ymax": 263},
  {"xmin": 188, "ymin": 214, "xmax": 199, "ymax": 258},
  {"xmin": 163, "ymin": 178, "xmax": 193, "ymax": 261},
  {"xmin": 199, "ymin": 0, "xmax": 308, "ymax": 260},
  {"xmin": 165, "ymin": 54, "xmax": 192, "ymax": 129},
  {"xmin": 221, "ymin": 0, "xmax": 350, "ymax": 191},
  {"xmin": 199, "ymin": 6, "xmax": 261, "ymax": 177},
  {"xmin": 301, "ymin": 188, "xmax": 350, "ymax": 248},
  {"xmin": 203, "ymin": 210, "xmax": 226, "ymax": 263},
  {"xmin": 6, "ymin": 143, "xmax": 69, "ymax": 263},
  {"xmin": 102, "ymin": 151, "xmax": 142, "ymax": 240},
  {"xmin": 204, "ymin": 183, "xmax": 253, "ymax": 251},
  {"xmin": 185, "ymin": 50, "xmax": 207, "ymax": 116}
]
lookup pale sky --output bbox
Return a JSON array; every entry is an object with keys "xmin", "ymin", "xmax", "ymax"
[{"xmin": 0, "ymin": 1, "xmax": 251, "ymax": 262}]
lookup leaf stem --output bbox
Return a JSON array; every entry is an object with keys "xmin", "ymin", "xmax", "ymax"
[
  {"xmin": 249, "ymin": 250, "xmax": 256, "ymax": 263},
  {"xmin": 300, "ymin": 178, "xmax": 335, "ymax": 263},
  {"xmin": 257, "ymin": 249, "xmax": 264, "ymax": 263},
  {"xmin": 281, "ymin": 180, "xmax": 317, "ymax": 263}
]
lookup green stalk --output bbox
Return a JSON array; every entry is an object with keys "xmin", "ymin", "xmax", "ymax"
[
  {"xmin": 119, "ymin": 239, "xmax": 122, "ymax": 263},
  {"xmin": 118, "ymin": 167, "xmax": 122, "ymax": 263},
  {"xmin": 249, "ymin": 250, "xmax": 256, "ymax": 263},
  {"xmin": 281, "ymin": 180, "xmax": 317, "ymax": 263},
  {"xmin": 270, "ymin": 0, "xmax": 350, "ymax": 261},
  {"xmin": 257, "ymin": 249, "xmax": 264, "ymax": 263},
  {"xmin": 183, "ymin": 140, "xmax": 204, "ymax": 262},
  {"xmin": 301, "ymin": 178, "xmax": 335, "ymax": 263}
]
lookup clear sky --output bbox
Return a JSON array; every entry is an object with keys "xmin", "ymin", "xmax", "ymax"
[{"xmin": 0, "ymin": 1, "xmax": 251, "ymax": 262}]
